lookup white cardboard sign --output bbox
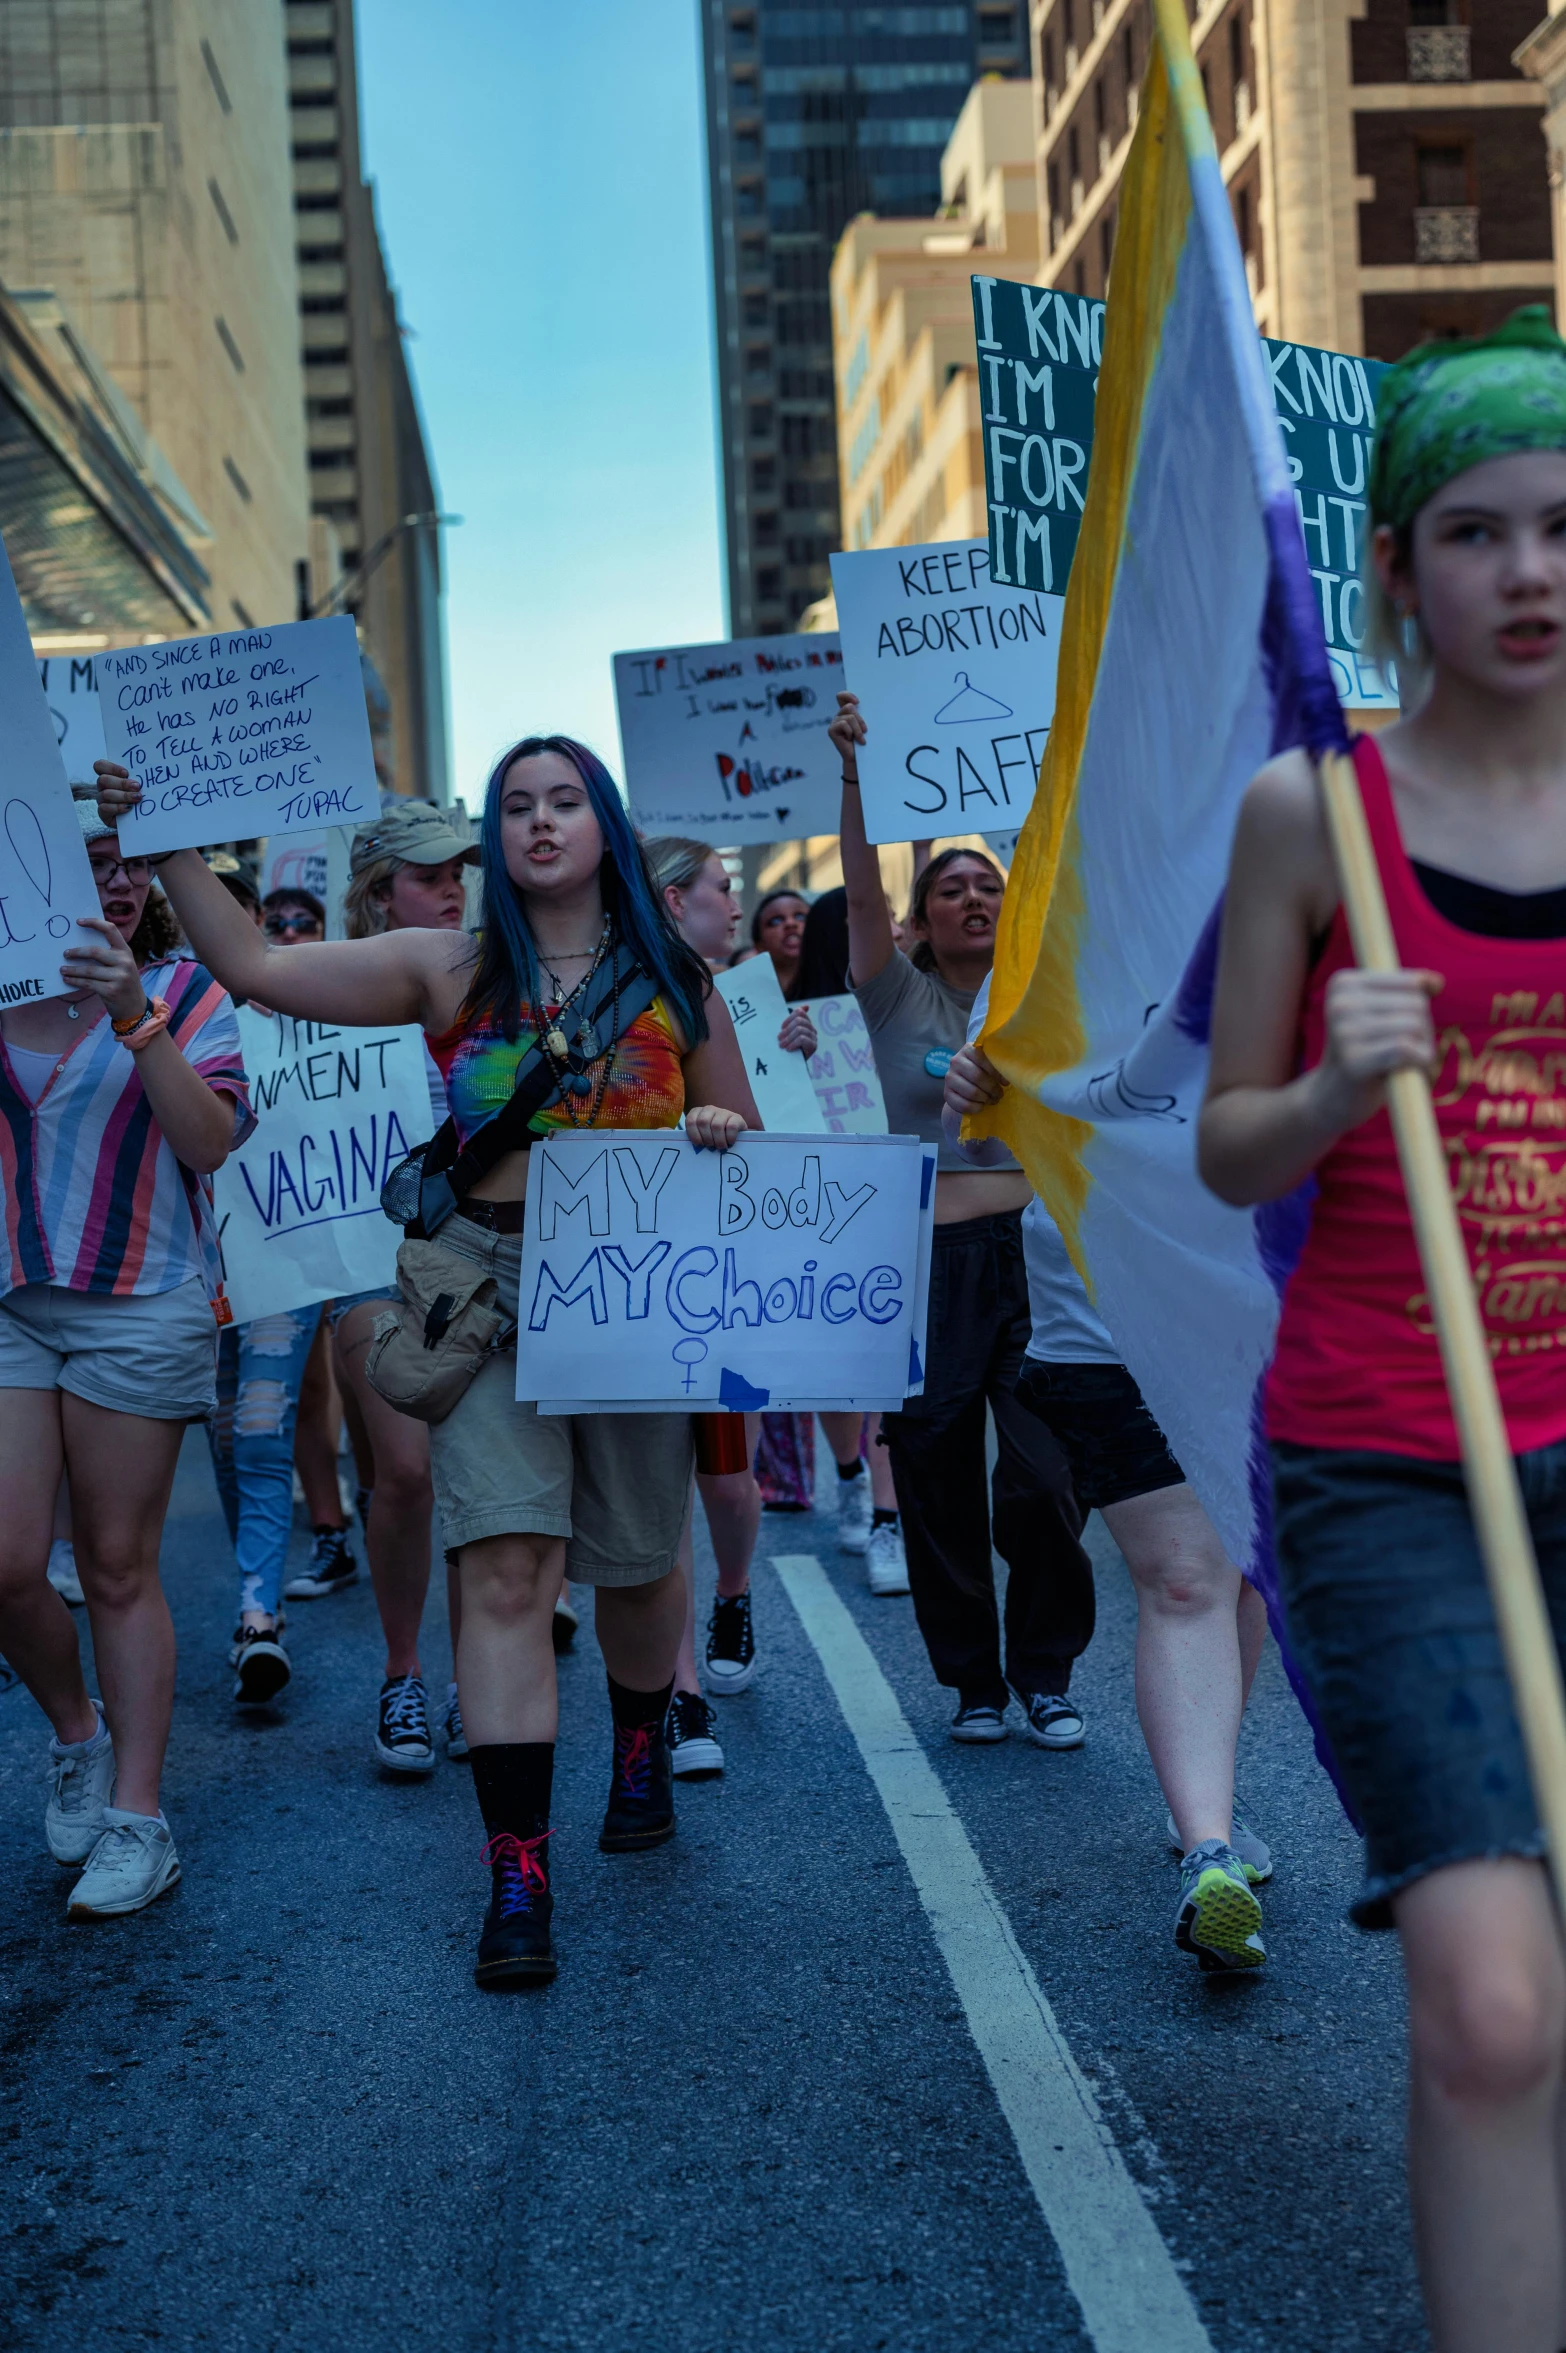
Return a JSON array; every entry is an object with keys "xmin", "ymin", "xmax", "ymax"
[
  {"xmin": 615, "ymin": 632, "xmax": 845, "ymax": 844},
  {"xmin": 38, "ymin": 653, "xmax": 108, "ymax": 788},
  {"xmin": 213, "ymin": 1009, "xmax": 435, "ymax": 1324},
  {"xmin": 798, "ymin": 992, "xmax": 888, "ymax": 1134},
  {"xmin": 98, "ymin": 614, "xmax": 378, "ymax": 855},
  {"xmin": 829, "ymin": 539, "xmax": 1064, "ymax": 847},
  {"xmin": 713, "ymin": 958, "xmax": 826, "ymax": 1134},
  {"xmin": 0, "ymin": 554, "xmax": 100, "ymax": 1007},
  {"xmin": 514, "ymin": 1130, "xmax": 925, "ymax": 1410}
]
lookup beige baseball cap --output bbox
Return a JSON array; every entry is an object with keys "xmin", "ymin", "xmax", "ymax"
[{"xmin": 349, "ymin": 801, "xmax": 478, "ymax": 874}]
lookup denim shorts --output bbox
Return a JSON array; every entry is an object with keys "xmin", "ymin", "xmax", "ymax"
[
  {"xmin": 325, "ymin": 1285, "xmax": 399, "ymax": 1334},
  {"xmin": 1272, "ymin": 1438, "xmax": 1566, "ymax": 1927},
  {"xmin": 1013, "ymin": 1358, "xmax": 1184, "ymax": 1512}
]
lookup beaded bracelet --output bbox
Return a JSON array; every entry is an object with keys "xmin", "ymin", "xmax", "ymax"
[{"xmin": 115, "ymin": 997, "xmax": 171, "ymax": 1051}]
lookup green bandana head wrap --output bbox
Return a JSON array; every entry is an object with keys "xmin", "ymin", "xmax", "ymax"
[{"xmin": 1368, "ymin": 305, "xmax": 1566, "ymax": 532}]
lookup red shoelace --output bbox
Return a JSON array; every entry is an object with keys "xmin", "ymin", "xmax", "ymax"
[
  {"xmin": 481, "ymin": 1828, "xmax": 552, "ymax": 1914},
  {"xmin": 612, "ymin": 1723, "xmax": 653, "ymax": 1798}
]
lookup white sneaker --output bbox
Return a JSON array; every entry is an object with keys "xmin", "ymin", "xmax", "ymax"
[
  {"xmin": 866, "ymin": 1520, "xmax": 910, "ymax": 1595},
  {"xmin": 833, "ymin": 1468, "xmax": 873, "ymax": 1555},
  {"xmin": 67, "ymin": 1807, "xmax": 181, "ymax": 1919},
  {"xmin": 45, "ymin": 1708, "xmax": 115, "ymax": 1865},
  {"xmin": 46, "ymin": 1540, "xmax": 84, "ymax": 1606}
]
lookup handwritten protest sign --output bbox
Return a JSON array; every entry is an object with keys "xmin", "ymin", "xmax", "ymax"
[
  {"xmin": 614, "ymin": 633, "xmax": 844, "ymax": 844},
  {"xmin": 38, "ymin": 654, "xmax": 108, "ymax": 787},
  {"xmin": 799, "ymin": 993, "xmax": 888, "ymax": 1134},
  {"xmin": 98, "ymin": 613, "xmax": 378, "ymax": 856},
  {"xmin": 972, "ymin": 276, "xmax": 1394, "ymax": 710},
  {"xmin": 714, "ymin": 959, "xmax": 826, "ymax": 1133},
  {"xmin": 829, "ymin": 539, "xmax": 1064, "ymax": 846},
  {"xmin": 514, "ymin": 1130, "xmax": 925, "ymax": 1410},
  {"xmin": 214, "ymin": 1009, "xmax": 435, "ymax": 1324},
  {"xmin": 0, "ymin": 553, "xmax": 99, "ymax": 1007}
]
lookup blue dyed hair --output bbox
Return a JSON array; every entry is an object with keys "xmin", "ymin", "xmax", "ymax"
[{"xmin": 464, "ymin": 735, "xmax": 710, "ymax": 1045}]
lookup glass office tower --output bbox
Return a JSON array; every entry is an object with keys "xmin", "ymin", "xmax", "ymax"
[{"xmin": 700, "ymin": 3, "xmax": 1027, "ymax": 638}]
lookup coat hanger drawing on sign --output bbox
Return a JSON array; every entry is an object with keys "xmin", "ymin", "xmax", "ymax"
[{"xmin": 934, "ymin": 671, "xmax": 1013, "ymax": 724}]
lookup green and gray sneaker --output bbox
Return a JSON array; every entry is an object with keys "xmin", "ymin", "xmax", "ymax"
[{"xmin": 1175, "ymin": 1838, "xmax": 1266, "ymax": 1972}]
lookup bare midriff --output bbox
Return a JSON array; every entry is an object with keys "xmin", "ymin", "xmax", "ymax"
[{"xmin": 933, "ymin": 1165, "xmax": 1032, "ymax": 1225}]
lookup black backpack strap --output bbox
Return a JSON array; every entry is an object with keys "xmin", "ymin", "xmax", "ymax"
[{"xmin": 416, "ymin": 957, "xmax": 661, "ymax": 1236}]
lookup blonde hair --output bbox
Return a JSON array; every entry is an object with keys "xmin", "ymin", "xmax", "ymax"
[
  {"xmin": 1361, "ymin": 519, "xmax": 1432, "ymax": 714},
  {"xmin": 643, "ymin": 836, "xmax": 717, "ymax": 897},
  {"xmin": 342, "ymin": 854, "xmax": 403, "ymax": 940}
]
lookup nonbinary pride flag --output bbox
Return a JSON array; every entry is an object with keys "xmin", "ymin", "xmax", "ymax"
[{"xmin": 972, "ymin": 0, "xmax": 1356, "ymax": 1798}]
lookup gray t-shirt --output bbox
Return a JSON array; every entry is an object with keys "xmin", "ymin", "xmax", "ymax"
[{"xmin": 854, "ymin": 949, "xmax": 1021, "ymax": 1174}]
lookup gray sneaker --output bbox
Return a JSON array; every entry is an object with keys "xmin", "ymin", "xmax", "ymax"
[
  {"xmin": 1165, "ymin": 1799, "xmax": 1273, "ymax": 1885},
  {"xmin": 45, "ymin": 1708, "xmax": 115, "ymax": 1866},
  {"xmin": 67, "ymin": 1808, "xmax": 181, "ymax": 1919},
  {"xmin": 1174, "ymin": 1838, "xmax": 1266, "ymax": 1972}
]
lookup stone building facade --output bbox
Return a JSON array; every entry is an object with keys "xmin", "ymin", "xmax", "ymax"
[{"xmin": 1032, "ymin": 0, "xmax": 1554, "ymax": 358}]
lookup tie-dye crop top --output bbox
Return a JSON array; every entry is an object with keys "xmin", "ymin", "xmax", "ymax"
[{"xmin": 429, "ymin": 993, "xmax": 686, "ymax": 1147}]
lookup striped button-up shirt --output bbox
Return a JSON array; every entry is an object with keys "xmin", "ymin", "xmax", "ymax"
[{"xmin": 0, "ymin": 956, "xmax": 253, "ymax": 1303}]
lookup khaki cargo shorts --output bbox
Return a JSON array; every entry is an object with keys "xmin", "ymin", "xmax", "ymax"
[{"xmin": 425, "ymin": 1215, "xmax": 693, "ymax": 1585}]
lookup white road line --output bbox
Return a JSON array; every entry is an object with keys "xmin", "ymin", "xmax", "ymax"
[{"xmin": 774, "ymin": 1554, "xmax": 1214, "ymax": 2353}]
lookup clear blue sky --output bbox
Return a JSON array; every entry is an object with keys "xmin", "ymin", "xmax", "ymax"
[{"xmin": 357, "ymin": 1, "xmax": 725, "ymax": 807}]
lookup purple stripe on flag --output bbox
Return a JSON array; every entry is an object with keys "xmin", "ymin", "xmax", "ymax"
[{"xmin": 1260, "ymin": 492, "xmax": 1354, "ymax": 762}]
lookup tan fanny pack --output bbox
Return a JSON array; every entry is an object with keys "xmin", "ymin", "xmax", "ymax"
[{"xmin": 363, "ymin": 1235, "xmax": 517, "ymax": 1425}]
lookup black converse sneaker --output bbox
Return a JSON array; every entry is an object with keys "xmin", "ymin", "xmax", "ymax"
[
  {"xmin": 599, "ymin": 1719, "xmax": 676, "ymax": 1851},
  {"xmin": 284, "ymin": 1524, "xmax": 359, "ymax": 1600},
  {"xmin": 374, "ymin": 1673, "xmax": 435, "ymax": 1775},
  {"xmin": 666, "ymin": 1689, "xmax": 724, "ymax": 1779},
  {"xmin": 704, "ymin": 1589, "xmax": 758, "ymax": 1696},
  {"xmin": 475, "ymin": 1830, "xmax": 556, "ymax": 1986},
  {"xmin": 230, "ymin": 1622, "xmax": 291, "ymax": 1705}
]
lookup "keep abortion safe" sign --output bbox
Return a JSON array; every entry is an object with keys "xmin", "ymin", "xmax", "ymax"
[
  {"xmin": 829, "ymin": 538, "xmax": 1064, "ymax": 846},
  {"xmin": 99, "ymin": 613, "xmax": 379, "ymax": 856},
  {"xmin": 515, "ymin": 1129, "xmax": 925, "ymax": 1410}
]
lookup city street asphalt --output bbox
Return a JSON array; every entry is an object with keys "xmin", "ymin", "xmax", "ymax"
[{"xmin": 2, "ymin": 1429, "xmax": 1425, "ymax": 2351}]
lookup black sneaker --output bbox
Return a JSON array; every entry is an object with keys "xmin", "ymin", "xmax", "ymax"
[
  {"xmin": 666, "ymin": 1689, "xmax": 725, "ymax": 1779},
  {"xmin": 284, "ymin": 1524, "xmax": 359, "ymax": 1601},
  {"xmin": 599, "ymin": 1720, "xmax": 676, "ymax": 1851},
  {"xmin": 444, "ymin": 1686, "xmax": 470, "ymax": 1761},
  {"xmin": 230, "ymin": 1623, "xmax": 290, "ymax": 1705},
  {"xmin": 704, "ymin": 1589, "xmax": 758, "ymax": 1696},
  {"xmin": 475, "ymin": 1830, "xmax": 556, "ymax": 1986},
  {"xmin": 374, "ymin": 1672, "xmax": 435, "ymax": 1776},
  {"xmin": 552, "ymin": 1593, "xmax": 578, "ymax": 1655}
]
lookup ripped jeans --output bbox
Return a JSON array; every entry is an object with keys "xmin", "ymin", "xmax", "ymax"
[{"xmin": 208, "ymin": 1305, "xmax": 325, "ymax": 1619}]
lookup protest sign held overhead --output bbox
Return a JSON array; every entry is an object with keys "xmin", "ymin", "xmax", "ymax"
[
  {"xmin": 800, "ymin": 993, "xmax": 888, "ymax": 1134},
  {"xmin": 99, "ymin": 613, "xmax": 378, "ymax": 856},
  {"xmin": 614, "ymin": 633, "xmax": 844, "ymax": 843},
  {"xmin": 972, "ymin": 274, "xmax": 1394, "ymax": 711},
  {"xmin": 214, "ymin": 1008, "xmax": 437, "ymax": 1325},
  {"xmin": 714, "ymin": 959, "xmax": 827, "ymax": 1133},
  {"xmin": 829, "ymin": 538, "xmax": 1064, "ymax": 846},
  {"xmin": 515, "ymin": 1129, "xmax": 925, "ymax": 1410},
  {"xmin": 0, "ymin": 549, "xmax": 100, "ymax": 1008},
  {"xmin": 38, "ymin": 654, "xmax": 108, "ymax": 787}
]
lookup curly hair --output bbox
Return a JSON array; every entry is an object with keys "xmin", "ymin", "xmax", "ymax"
[{"xmin": 129, "ymin": 888, "xmax": 184, "ymax": 967}]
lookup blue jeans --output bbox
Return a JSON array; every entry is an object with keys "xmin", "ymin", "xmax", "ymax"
[{"xmin": 209, "ymin": 1305, "xmax": 325, "ymax": 1618}]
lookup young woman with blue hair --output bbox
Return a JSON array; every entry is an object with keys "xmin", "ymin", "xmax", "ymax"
[{"xmin": 95, "ymin": 735, "xmax": 758, "ymax": 1988}]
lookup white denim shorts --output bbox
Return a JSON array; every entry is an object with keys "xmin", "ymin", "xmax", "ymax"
[{"xmin": 0, "ymin": 1277, "xmax": 219, "ymax": 1419}]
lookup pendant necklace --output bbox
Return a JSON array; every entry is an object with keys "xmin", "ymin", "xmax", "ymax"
[{"xmin": 539, "ymin": 918, "xmax": 611, "ymax": 1067}]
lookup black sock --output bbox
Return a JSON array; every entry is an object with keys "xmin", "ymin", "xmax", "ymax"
[
  {"xmin": 872, "ymin": 1508, "xmax": 899, "ymax": 1530},
  {"xmin": 470, "ymin": 1742, "xmax": 554, "ymax": 1847},
  {"xmin": 606, "ymin": 1673, "xmax": 674, "ymax": 1730},
  {"xmin": 835, "ymin": 1456, "xmax": 864, "ymax": 1480}
]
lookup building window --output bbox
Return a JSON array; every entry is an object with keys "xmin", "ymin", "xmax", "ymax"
[
  {"xmin": 1416, "ymin": 142, "xmax": 1470, "ymax": 209},
  {"xmin": 1099, "ymin": 214, "xmax": 1114, "ymax": 279},
  {"xmin": 208, "ymin": 177, "xmax": 239, "ymax": 244},
  {"xmin": 215, "ymin": 316, "xmax": 245, "ymax": 372},
  {"xmin": 231, "ymin": 598, "xmax": 255, "ymax": 627},
  {"xmin": 201, "ymin": 39, "xmax": 232, "ymax": 112},
  {"xmin": 1074, "ymin": 258, "xmax": 1087, "ymax": 297},
  {"xmin": 1415, "ymin": 141, "xmax": 1478, "ymax": 261},
  {"xmin": 748, "ymin": 404, "xmax": 773, "ymax": 440},
  {"xmin": 223, "ymin": 456, "xmax": 253, "ymax": 503}
]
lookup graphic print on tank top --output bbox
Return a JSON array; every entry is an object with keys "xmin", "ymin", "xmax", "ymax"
[{"xmin": 1266, "ymin": 735, "xmax": 1566, "ymax": 1461}]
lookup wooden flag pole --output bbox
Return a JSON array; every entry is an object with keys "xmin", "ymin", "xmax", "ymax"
[{"xmin": 1317, "ymin": 749, "xmax": 1566, "ymax": 1910}]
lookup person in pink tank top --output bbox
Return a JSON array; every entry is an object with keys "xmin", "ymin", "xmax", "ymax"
[{"xmin": 1201, "ymin": 308, "xmax": 1566, "ymax": 2353}]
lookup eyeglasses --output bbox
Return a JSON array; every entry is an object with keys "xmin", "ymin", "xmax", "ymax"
[
  {"xmin": 89, "ymin": 855, "xmax": 152, "ymax": 887},
  {"xmin": 264, "ymin": 911, "xmax": 323, "ymax": 938}
]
